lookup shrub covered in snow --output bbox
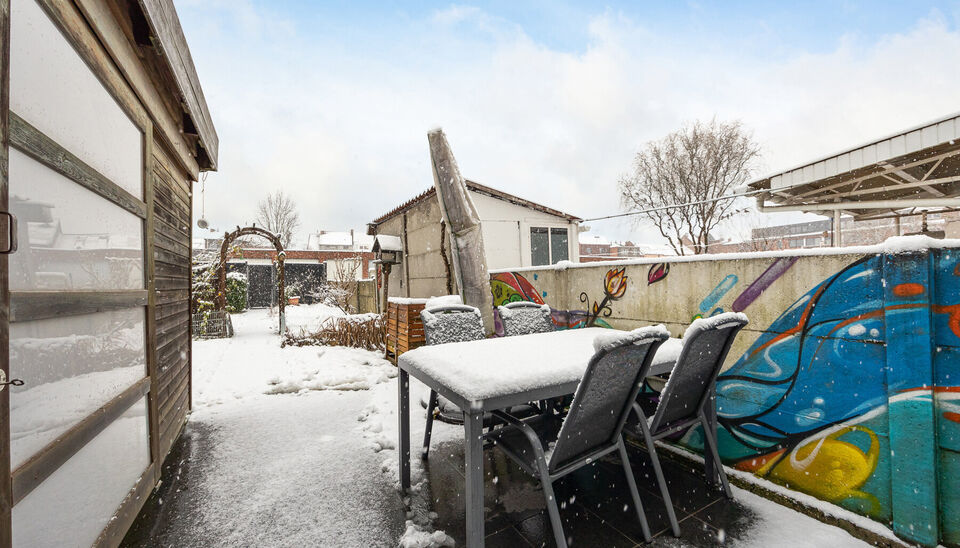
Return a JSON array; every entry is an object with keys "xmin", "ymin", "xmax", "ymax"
[{"xmin": 283, "ymin": 314, "xmax": 385, "ymax": 351}]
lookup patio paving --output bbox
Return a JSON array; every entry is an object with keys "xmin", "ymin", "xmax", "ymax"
[{"xmin": 424, "ymin": 435, "xmax": 750, "ymax": 547}]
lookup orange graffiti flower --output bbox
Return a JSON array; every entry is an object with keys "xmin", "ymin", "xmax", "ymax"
[{"xmin": 604, "ymin": 268, "xmax": 628, "ymax": 299}]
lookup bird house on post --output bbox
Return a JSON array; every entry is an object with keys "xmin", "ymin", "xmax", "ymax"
[
  {"xmin": 373, "ymin": 234, "xmax": 403, "ymax": 266},
  {"xmin": 372, "ymin": 234, "xmax": 405, "ymax": 359}
]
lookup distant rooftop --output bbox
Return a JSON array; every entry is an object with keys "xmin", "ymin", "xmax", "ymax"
[
  {"xmin": 305, "ymin": 230, "xmax": 373, "ymax": 251},
  {"xmin": 578, "ymin": 233, "xmax": 610, "ymax": 245}
]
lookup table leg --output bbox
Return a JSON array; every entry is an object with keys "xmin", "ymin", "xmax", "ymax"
[
  {"xmin": 398, "ymin": 368, "xmax": 411, "ymax": 490},
  {"xmin": 464, "ymin": 410, "xmax": 485, "ymax": 547}
]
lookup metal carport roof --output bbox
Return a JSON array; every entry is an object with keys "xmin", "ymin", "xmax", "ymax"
[{"xmin": 749, "ymin": 111, "xmax": 960, "ymax": 220}]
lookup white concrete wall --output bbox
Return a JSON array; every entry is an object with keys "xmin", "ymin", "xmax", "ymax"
[{"xmin": 470, "ymin": 191, "xmax": 579, "ymax": 270}]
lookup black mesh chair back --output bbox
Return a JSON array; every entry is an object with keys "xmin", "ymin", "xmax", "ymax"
[
  {"xmin": 648, "ymin": 313, "xmax": 747, "ymax": 433},
  {"xmin": 498, "ymin": 301, "xmax": 554, "ymax": 336},
  {"xmin": 548, "ymin": 327, "xmax": 668, "ymax": 473},
  {"xmin": 420, "ymin": 305, "xmax": 485, "ymax": 346}
]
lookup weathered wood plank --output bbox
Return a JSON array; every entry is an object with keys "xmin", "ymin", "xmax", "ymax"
[
  {"xmin": 155, "ymin": 288, "xmax": 188, "ymax": 305},
  {"xmin": 157, "ymin": 322, "xmax": 190, "ymax": 351},
  {"xmin": 158, "ymin": 399, "xmax": 187, "ymax": 458},
  {"xmin": 154, "ymin": 218, "xmax": 191, "ymax": 247},
  {"xmin": 0, "ymin": 0, "xmax": 11, "ymax": 541},
  {"xmin": 154, "ymin": 247, "xmax": 190, "ymax": 268},
  {"xmin": 12, "ymin": 378, "xmax": 150, "ymax": 504},
  {"xmin": 158, "ymin": 372, "xmax": 188, "ymax": 426},
  {"xmin": 154, "ymin": 232, "xmax": 190, "ymax": 258},
  {"xmin": 10, "ymin": 290, "xmax": 147, "ymax": 322},
  {"xmin": 152, "ymin": 200, "xmax": 190, "ymax": 238},
  {"xmin": 9, "ymin": 113, "xmax": 146, "ymax": 218},
  {"xmin": 137, "ymin": 0, "xmax": 218, "ymax": 169},
  {"xmin": 157, "ymin": 357, "xmax": 187, "ymax": 392},
  {"xmin": 155, "ymin": 276, "xmax": 189, "ymax": 290},
  {"xmin": 154, "ymin": 260, "xmax": 188, "ymax": 279},
  {"xmin": 157, "ymin": 300, "xmax": 188, "ymax": 320},
  {"xmin": 154, "ymin": 214, "xmax": 191, "ymax": 244},
  {"xmin": 159, "ymin": 386, "xmax": 188, "ymax": 434},
  {"xmin": 143, "ymin": 123, "xmax": 161, "ymax": 489},
  {"xmin": 152, "ymin": 168, "xmax": 190, "ymax": 215},
  {"xmin": 152, "ymin": 169, "xmax": 190, "ymax": 214}
]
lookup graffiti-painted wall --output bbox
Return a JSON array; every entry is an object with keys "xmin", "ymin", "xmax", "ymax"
[{"xmin": 489, "ymin": 243, "xmax": 960, "ymax": 547}]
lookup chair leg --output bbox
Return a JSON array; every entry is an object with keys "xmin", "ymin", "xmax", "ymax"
[
  {"xmin": 700, "ymin": 414, "xmax": 732, "ymax": 498},
  {"xmin": 539, "ymin": 472, "xmax": 567, "ymax": 548},
  {"xmin": 617, "ymin": 440, "xmax": 652, "ymax": 542},
  {"xmin": 421, "ymin": 390, "xmax": 438, "ymax": 459},
  {"xmin": 636, "ymin": 421, "xmax": 680, "ymax": 537},
  {"xmin": 533, "ymin": 453, "xmax": 566, "ymax": 548}
]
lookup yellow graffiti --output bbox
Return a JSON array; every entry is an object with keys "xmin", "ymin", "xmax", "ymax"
[
  {"xmin": 490, "ymin": 280, "xmax": 522, "ymax": 308},
  {"xmin": 764, "ymin": 425, "xmax": 881, "ymax": 512}
]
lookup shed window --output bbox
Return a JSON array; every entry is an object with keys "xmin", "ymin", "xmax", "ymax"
[
  {"xmin": 551, "ymin": 228, "xmax": 569, "ymax": 262},
  {"xmin": 531, "ymin": 227, "xmax": 549, "ymax": 266},
  {"xmin": 530, "ymin": 227, "xmax": 569, "ymax": 265}
]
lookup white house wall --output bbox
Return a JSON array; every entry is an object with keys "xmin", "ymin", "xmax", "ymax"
[{"xmin": 470, "ymin": 191, "xmax": 579, "ymax": 269}]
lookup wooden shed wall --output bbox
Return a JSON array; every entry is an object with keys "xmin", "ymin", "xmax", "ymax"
[{"xmin": 150, "ymin": 141, "xmax": 192, "ymax": 459}]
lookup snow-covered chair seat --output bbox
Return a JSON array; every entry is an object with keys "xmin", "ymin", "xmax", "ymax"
[
  {"xmin": 498, "ymin": 301, "xmax": 554, "ymax": 337},
  {"xmin": 420, "ymin": 305, "xmax": 485, "ymax": 346},
  {"xmin": 623, "ymin": 312, "xmax": 749, "ymax": 538}
]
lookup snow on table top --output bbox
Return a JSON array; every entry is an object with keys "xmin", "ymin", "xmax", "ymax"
[
  {"xmin": 651, "ymin": 337, "xmax": 682, "ymax": 370},
  {"xmin": 399, "ymin": 328, "xmax": 682, "ymax": 402}
]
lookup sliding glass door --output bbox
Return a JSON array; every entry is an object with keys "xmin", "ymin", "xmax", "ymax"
[{"xmin": 4, "ymin": 0, "xmax": 151, "ymax": 546}]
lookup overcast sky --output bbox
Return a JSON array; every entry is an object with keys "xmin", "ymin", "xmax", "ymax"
[{"xmin": 178, "ymin": 0, "xmax": 960, "ymax": 247}]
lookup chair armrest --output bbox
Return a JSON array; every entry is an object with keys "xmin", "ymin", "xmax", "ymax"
[{"xmin": 489, "ymin": 410, "xmax": 550, "ymax": 462}]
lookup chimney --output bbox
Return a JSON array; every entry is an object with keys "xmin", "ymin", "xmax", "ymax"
[{"xmin": 350, "ymin": 229, "xmax": 355, "ymax": 249}]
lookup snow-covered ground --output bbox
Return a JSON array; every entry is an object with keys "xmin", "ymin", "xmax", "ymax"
[
  {"xmin": 188, "ymin": 304, "xmax": 457, "ymax": 547},
  {"xmin": 178, "ymin": 304, "xmax": 876, "ymax": 547}
]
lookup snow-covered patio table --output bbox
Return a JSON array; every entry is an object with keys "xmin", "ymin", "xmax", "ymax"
[{"xmin": 396, "ymin": 327, "xmax": 689, "ymax": 547}]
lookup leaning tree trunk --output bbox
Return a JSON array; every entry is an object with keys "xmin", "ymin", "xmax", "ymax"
[{"xmin": 428, "ymin": 129, "xmax": 494, "ymax": 335}]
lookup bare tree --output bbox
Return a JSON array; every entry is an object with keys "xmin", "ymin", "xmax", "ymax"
[
  {"xmin": 618, "ymin": 119, "xmax": 760, "ymax": 255},
  {"xmin": 255, "ymin": 190, "xmax": 300, "ymax": 248}
]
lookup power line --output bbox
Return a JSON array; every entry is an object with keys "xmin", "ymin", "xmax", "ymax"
[{"xmin": 583, "ymin": 188, "xmax": 767, "ymax": 222}]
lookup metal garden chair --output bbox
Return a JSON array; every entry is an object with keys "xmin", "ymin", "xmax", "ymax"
[
  {"xmin": 624, "ymin": 312, "xmax": 748, "ymax": 537},
  {"xmin": 498, "ymin": 301, "xmax": 554, "ymax": 336},
  {"xmin": 484, "ymin": 326, "xmax": 670, "ymax": 547},
  {"xmin": 419, "ymin": 305, "xmax": 540, "ymax": 457}
]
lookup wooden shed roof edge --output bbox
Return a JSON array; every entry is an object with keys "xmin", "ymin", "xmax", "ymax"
[
  {"xmin": 369, "ymin": 180, "xmax": 583, "ymax": 225},
  {"xmin": 138, "ymin": 0, "xmax": 219, "ymax": 171}
]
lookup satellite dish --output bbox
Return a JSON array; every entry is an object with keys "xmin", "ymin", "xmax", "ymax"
[{"xmin": 197, "ymin": 218, "xmax": 209, "ymax": 229}]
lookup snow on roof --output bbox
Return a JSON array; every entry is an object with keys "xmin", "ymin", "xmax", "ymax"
[
  {"xmin": 578, "ymin": 233, "xmax": 610, "ymax": 245},
  {"xmin": 374, "ymin": 234, "xmax": 403, "ymax": 252},
  {"xmin": 371, "ymin": 180, "xmax": 582, "ymax": 224},
  {"xmin": 491, "ymin": 235, "xmax": 960, "ymax": 274},
  {"xmin": 310, "ymin": 232, "xmax": 353, "ymax": 247}
]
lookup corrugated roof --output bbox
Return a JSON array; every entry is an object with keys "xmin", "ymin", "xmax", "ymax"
[{"xmin": 749, "ymin": 111, "xmax": 960, "ymax": 219}]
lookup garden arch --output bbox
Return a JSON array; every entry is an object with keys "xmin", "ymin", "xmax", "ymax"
[{"xmin": 216, "ymin": 226, "xmax": 287, "ymax": 333}]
